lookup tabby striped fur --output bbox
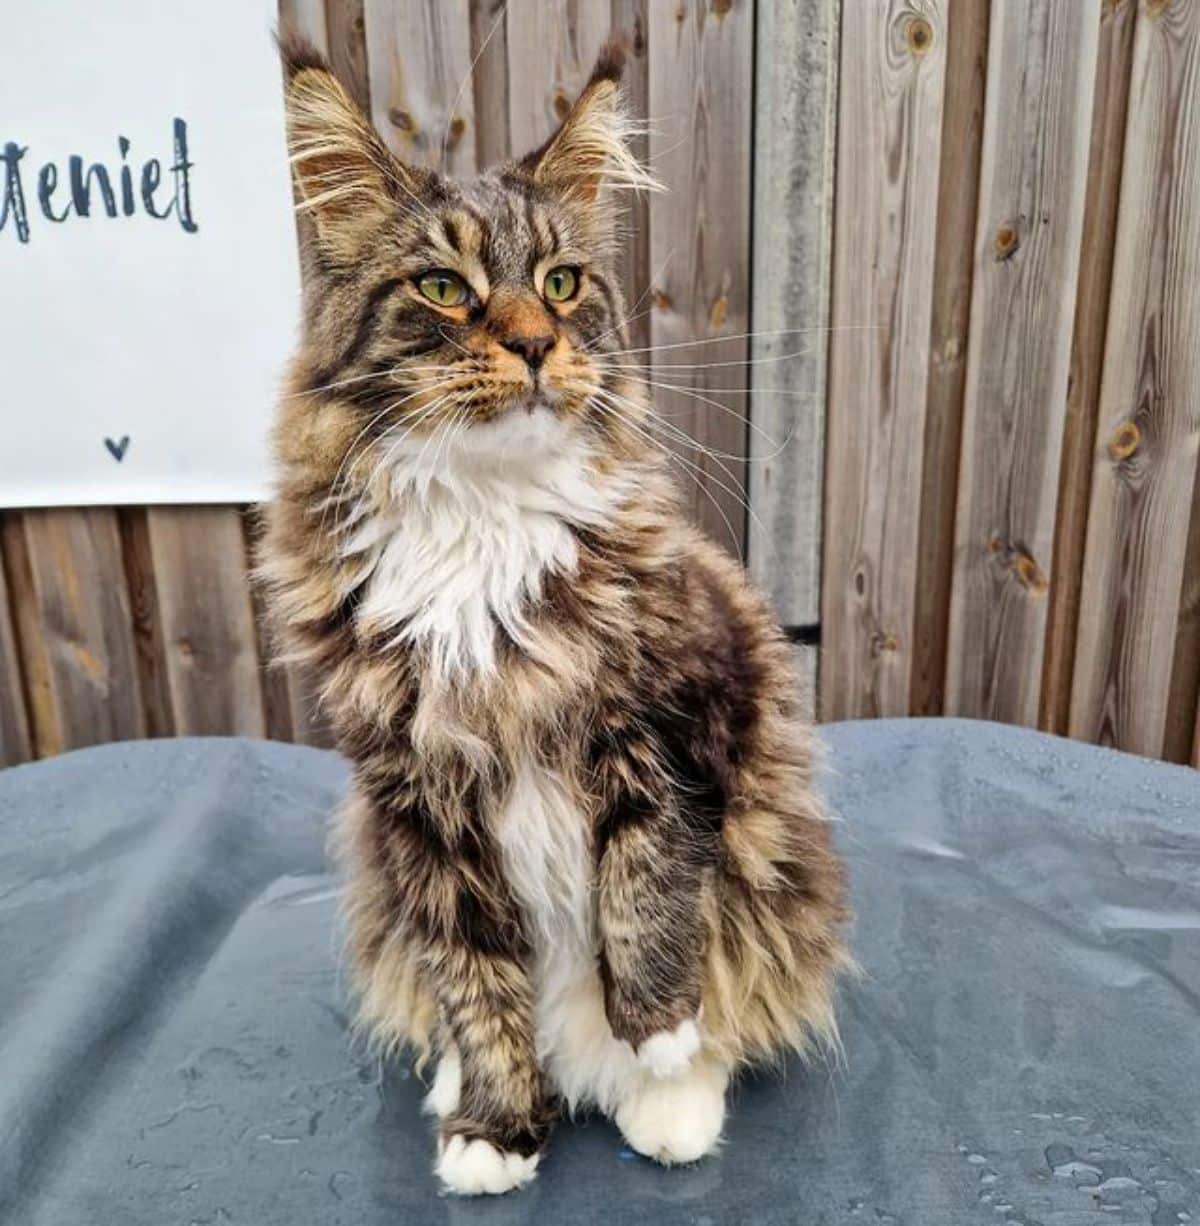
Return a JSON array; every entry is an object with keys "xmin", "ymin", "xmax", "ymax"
[{"xmin": 261, "ymin": 29, "xmax": 849, "ymax": 1197}]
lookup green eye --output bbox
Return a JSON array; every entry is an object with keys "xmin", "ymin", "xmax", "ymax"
[
  {"xmin": 417, "ymin": 270, "xmax": 468, "ymax": 307},
  {"xmin": 544, "ymin": 266, "xmax": 579, "ymax": 303}
]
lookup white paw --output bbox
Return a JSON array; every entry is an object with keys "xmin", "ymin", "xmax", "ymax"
[
  {"xmin": 423, "ymin": 1049, "xmax": 461, "ymax": 1119},
  {"xmin": 636, "ymin": 1017, "xmax": 701, "ymax": 1079},
  {"xmin": 435, "ymin": 1134, "xmax": 540, "ymax": 1196},
  {"xmin": 615, "ymin": 1063, "xmax": 727, "ymax": 1166}
]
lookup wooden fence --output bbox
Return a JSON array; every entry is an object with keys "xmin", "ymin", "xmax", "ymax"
[{"xmin": 1, "ymin": 0, "xmax": 1197, "ymax": 770}]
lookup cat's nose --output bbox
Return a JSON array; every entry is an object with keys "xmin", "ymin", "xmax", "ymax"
[{"xmin": 502, "ymin": 333, "xmax": 555, "ymax": 371}]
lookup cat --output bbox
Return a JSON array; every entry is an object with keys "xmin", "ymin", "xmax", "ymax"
[{"xmin": 261, "ymin": 30, "xmax": 849, "ymax": 1197}]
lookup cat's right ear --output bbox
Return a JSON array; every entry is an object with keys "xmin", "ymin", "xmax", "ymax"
[{"xmin": 278, "ymin": 28, "xmax": 410, "ymax": 259}]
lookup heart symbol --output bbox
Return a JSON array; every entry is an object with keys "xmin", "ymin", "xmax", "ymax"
[{"xmin": 104, "ymin": 435, "xmax": 130, "ymax": 462}]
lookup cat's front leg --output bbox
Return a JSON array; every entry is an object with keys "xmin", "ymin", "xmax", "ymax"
[
  {"xmin": 424, "ymin": 940, "xmax": 556, "ymax": 1195},
  {"xmin": 597, "ymin": 805, "xmax": 729, "ymax": 1164}
]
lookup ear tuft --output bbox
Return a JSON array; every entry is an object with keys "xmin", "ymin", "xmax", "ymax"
[
  {"xmin": 521, "ymin": 39, "xmax": 660, "ymax": 204},
  {"xmin": 588, "ymin": 38, "xmax": 627, "ymax": 87},
  {"xmin": 277, "ymin": 28, "xmax": 414, "ymax": 259},
  {"xmin": 276, "ymin": 24, "xmax": 330, "ymax": 83}
]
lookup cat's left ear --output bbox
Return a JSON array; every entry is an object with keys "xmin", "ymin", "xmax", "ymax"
[{"xmin": 521, "ymin": 41, "xmax": 659, "ymax": 205}]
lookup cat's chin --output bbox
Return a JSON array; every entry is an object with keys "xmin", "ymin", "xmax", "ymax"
[{"xmin": 453, "ymin": 398, "xmax": 577, "ymax": 461}]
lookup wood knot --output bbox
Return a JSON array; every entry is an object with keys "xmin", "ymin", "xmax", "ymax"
[
  {"xmin": 387, "ymin": 107, "xmax": 414, "ymax": 133},
  {"xmin": 869, "ymin": 630, "xmax": 899, "ymax": 657},
  {"xmin": 552, "ymin": 90, "xmax": 572, "ymax": 121},
  {"xmin": 445, "ymin": 116, "xmax": 467, "ymax": 150},
  {"xmin": 651, "ymin": 287, "xmax": 674, "ymax": 311},
  {"xmin": 712, "ymin": 0, "xmax": 734, "ymax": 16},
  {"xmin": 1109, "ymin": 419, "xmax": 1141, "ymax": 461},
  {"xmin": 906, "ymin": 16, "xmax": 934, "ymax": 56},
  {"xmin": 353, "ymin": 13, "xmax": 365, "ymax": 33},
  {"xmin": 994, "ymin": 222, "xmax": 1020, "ymax": 261},
  {"xmin": 709, "ymin": 292, "xmax": 729, "ymax": 330},
  {"xmin": 1014, "ymin": 553, "xmax": 1048, "ymax": 595},
  {"xmin": 1145, "ymin": 0, "xmax": 1169, "ymax": 17}
]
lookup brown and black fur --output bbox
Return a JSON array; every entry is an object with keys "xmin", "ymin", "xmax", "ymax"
[{"xmin": 261, "ymin": 28, "xmax": 849, "ymax": 1186}]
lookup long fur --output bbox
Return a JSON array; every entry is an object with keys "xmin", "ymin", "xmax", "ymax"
[{"xmin": 262, "ymin": 30, "xmax": 849, "ymax": 1196}]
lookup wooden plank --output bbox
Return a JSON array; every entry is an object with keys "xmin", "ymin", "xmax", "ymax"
[
  {"xmin": 944, "ymin": 2, "xmax": 1099, "ymax": 726},
  {"xmin": 645, "ymin": 0, "xmax": 755, "ymax": 553},
  {"xmin": 325, "ymin": 0, "xmax": 371, "ymax": 113},
  {"xmin": 821, "ymin": 1, "xmax": 948, "ymax": 721},
  {"xmin": 1070, "ymin": 0, "xmax": 1200, "ymax": 758},
  {"xmin": 1165, "ymin": 469, "xmax": 1200, "ymax": 763},
  {"xmin": 0, "ymin": 530, "xmax": 32, "ymax": 766},
  {"xmin": 3, "ymin": 510, "xmax": 145, "ymax": 757},
  {"xmin": 746, "ymin": 0, "xmax": 840, "ymax": 631},
  {"xmin": 281, "ymin": 0, "xmax": 328, "ymax": 50},
  {"xmin": 505, "ymin": 1, "xmax": 611, "ymax": 156},
  {"xmin": 364, "ymin": 0, "xmax": 477, "ymax": 175},
  {"xmin": 610, "ymin": 0, "xmax": 651, "ymax": 353},
  {"xmin": 116, "ymin": 510, "xmax": 175, "ymax": 740},
  {"xmin": 908, "ymin": 0, "xmax": 989, "ymax": 716},
  {"xmin": 792, "ymin": 643, "xmax": 818, "ymax": 726},
  {"xmin": 469, "ymin": 0, "xmax": 511, "ymax": 166},
  {"xmin": 145, "ymin": 508, "xmax": 266, "ymax": 738},
  {"xmin": 1040, "ymin": 0, "xmax": 1138, "ymax": 735}
]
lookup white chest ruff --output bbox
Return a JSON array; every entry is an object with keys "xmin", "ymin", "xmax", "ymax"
[
  {"xmin": 339, "ymin": 408, "xmax": 619, "ymax": 677},
  {"xmin": 494, "ymin": 760, "xmax": 641, "ymax": 1113}
]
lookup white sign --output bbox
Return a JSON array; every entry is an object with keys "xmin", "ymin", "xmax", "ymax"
[{"xmin": 0, "ymin": 0, "xmax": 300, "ymax": 507}]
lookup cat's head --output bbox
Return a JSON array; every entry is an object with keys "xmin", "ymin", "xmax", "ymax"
[{"xmin": 279, "ymin": 30, "xmax": 657, "ymax": 460}]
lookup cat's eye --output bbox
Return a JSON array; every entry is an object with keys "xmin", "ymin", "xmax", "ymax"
[
  {"xmin": 544, "ymin": 266, "xmax": 579, "ymax": 303},
  {"xmin": 417, "ymin": 270, "xmax": 468, "ymax": 308}
]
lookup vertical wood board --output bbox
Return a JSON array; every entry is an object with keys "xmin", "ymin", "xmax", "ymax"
[
  {"xmin": 944, "ymin": 1, "xmax": 1098, "ymax": 725},
  {"xmin": 822, "ymin": 0, "xmax": 948, "ymax": 720},
  {"xmin": 7, "ymin": 510, "xmax": 145, "ymax": 757},
  {"xmin": 747, "ymin": 0, "xmax": 841, "ymax": 629},
  {"xmin": 0, "ymin": 549, "xmax": 31, "ymax": 766},
  {"xmin": 909, "ymin": 0, "xmax": 990, "ymax": 716},
  {"xmin": 364, "ymin": 0, "xmax": 477, "ymax": 175},
  {"xmin": 1071, "ymin": 0, "xmax": 1200, "ymax": 757},
  {"xmin": 146, "ymin": 508, "xmax": 267, "ymax": 738},
  {"xmin": 646, "ymin": 0, "xmax": 755, "ymax": 554},
  {"xmin": 1040, "ymin": 0, "xmax": 1138, "ymax": 735}
]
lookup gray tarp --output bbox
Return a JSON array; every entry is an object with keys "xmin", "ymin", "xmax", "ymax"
[{"xmin": 1, "ymin": 720, "xmax": 1197, "ymax": 1225}]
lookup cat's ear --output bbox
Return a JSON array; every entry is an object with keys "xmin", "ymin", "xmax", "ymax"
[
  {"xmin": 521, "ymin": 41, "xmax": 659, "ymax": 206},
  {"xmin": 278, "ymin": 28, "xmax": 413, "ymax": 258}
]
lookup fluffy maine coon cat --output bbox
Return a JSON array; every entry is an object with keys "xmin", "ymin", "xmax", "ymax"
[{"xmin": 261, "ymin": 31, "xmax": 849, "ymax": 1196}]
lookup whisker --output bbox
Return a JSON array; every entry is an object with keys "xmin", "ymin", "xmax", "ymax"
[{"xmin": 595, "ymin": 323, "xmax": 883, "ymax": 360}]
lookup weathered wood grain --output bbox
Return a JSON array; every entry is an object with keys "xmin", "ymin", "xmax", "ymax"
[
  {"xmin": 505, "ymin": 1, "xmax": 611, "ymax": 156},
  {"xmin": 0, "ymin": 542, "xmax": 31, "ymax": 766},
  {"xmin": 1040, "ymin": 0, "xmax": 1138, "ymax": 735},
  {"xmin": 469, "ymin": 0, "xmax": 511, "ymax": 166},
  {"xmin": 747, "ymin": 0, "xmax": 841, "ymax": 631},
  {"xmin": 117, "ymin": 510, "xmax": 175, "ymax": 740},
  {"xmin": 944, "ymin": 1, "xmax": 1098, "ymax": 726},
  {"xmin": 1165, "ymin": 469, "xmax": 1200, "ymax": 763},
  {"xmin": 145, "ymin": 509, "xmax": 266, "ymax": 738},
  {"xmin": 325, "ymin": 0, "xmax": 371, "ymax": 111},
  {"xmin": 281, "ymin": 0, "xmax": 328, "ymax": 50},
  {"xmin": 646, "ymin": 0, "xmax": 755, "ymax": 553},
  {"xmin": 4, "ymin": 510, "xmax": 145, "ymax": 757},
  {"xmin": 609, "ymin": 0, "xmax": 651, "ymax": 353},
  {"xmin": 792, "ymin": 642, "xmax": 818, "ymax": 726},
  {"xmin": 1071, "ymin": 0, "xmax": 1200, "ymax": 758},
  {"xmin": 909, "ymin": 0, "xmax": 989, "ymax": 716},
  {"xmin": 364, "ymin": 0, "xmax": 476, "ymax": 175},
  {"xmin": 821, "ymin": 1, "xmax": 948, "ymax": 720}
]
